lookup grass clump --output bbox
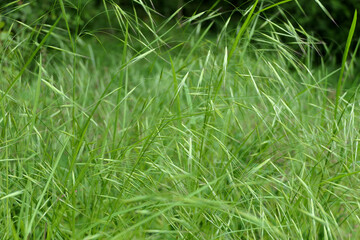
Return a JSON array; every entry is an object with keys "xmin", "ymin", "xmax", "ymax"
[{"xmin": 0, "ymin": 1, "xmax": 359, "ymax": 239}]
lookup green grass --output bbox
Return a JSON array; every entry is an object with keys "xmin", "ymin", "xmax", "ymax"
[{"xmin": 1, "ymin": 1, "xmax": 360, "ymax": 239}]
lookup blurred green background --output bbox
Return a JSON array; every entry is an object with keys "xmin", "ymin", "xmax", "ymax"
[{"xmin": 0, "ymin": 0, "xmax": 359, "ymax": 58}]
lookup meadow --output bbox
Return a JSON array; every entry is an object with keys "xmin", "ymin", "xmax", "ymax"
[{"xmin": 1, "ymin": 1, "xmax": 360, "ymax": 239}]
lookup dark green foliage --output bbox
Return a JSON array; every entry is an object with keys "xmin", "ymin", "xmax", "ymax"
[
  {"xmin": 0, "ymin": 0, "xmax": 108, "ymax": 35},
  {"xmin": 284, "ymin": 0, "xmax": 359, "ymax": 53},
  {"xmin": 0, "ymin": 1, "xmax": 359, "ymax": 68}
]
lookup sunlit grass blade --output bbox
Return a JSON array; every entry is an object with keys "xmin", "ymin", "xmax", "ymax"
[{"xmin": 334, "ymin": 10, "xmax": 357, "ymax": 120}]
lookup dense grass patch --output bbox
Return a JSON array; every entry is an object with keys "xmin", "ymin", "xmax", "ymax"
[{"xmin": 1, "ymin": 1, "xmax": 359, "ymax": 239}]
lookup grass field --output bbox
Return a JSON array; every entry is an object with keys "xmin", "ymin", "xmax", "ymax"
[{"xmin": 1, "ymin": 1, "xmax": 360, "ymax": 239}]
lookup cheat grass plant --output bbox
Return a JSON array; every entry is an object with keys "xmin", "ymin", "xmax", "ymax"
[{"xmin": 0, "ymin": 0, "xmax": 360, "ymax": 239}]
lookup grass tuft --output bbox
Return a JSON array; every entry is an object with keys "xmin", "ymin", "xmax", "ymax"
[{"xmin": 0, "ymin": 1, "xmax": 360, "ymax": 239}]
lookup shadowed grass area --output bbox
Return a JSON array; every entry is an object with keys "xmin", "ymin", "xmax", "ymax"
[{"xmin": 0, "ymin": 1, "xmax": 359, "ymax": 239}]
